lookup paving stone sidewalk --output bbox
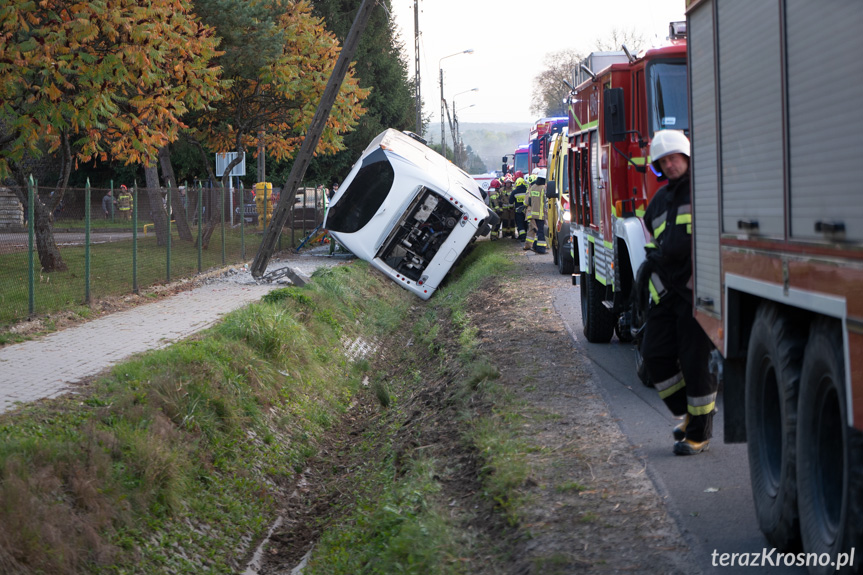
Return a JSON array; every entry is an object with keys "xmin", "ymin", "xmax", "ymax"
[{"xmin": 0, "ymin": 252, "xmax": 346, "ymax": 415}]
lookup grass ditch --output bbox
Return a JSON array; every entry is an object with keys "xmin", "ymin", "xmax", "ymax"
[{"xmin": 0, "ymin": 240, "xmax": 540, "ymax": 575}]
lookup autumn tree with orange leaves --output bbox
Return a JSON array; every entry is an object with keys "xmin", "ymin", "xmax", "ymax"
[
  {"xmin": 0, "ymin": 0, "xmax": 224, "ymax": 270},
  {"xmin": 186, "ymin": 0, "xmax": 369, "ymax": 248}
]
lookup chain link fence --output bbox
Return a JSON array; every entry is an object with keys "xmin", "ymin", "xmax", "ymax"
[{"xmin": 0, "ymin": 181, "xmax": 329, "ymax": 328}]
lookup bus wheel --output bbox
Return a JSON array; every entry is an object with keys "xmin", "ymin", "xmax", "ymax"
[
  {"xmin": 797, "ymin": 318, "xmax": 863, "ymax": 574},
  {"xmin": 745, "ymin": 303, "xmax": 805, "ymax": 551}
]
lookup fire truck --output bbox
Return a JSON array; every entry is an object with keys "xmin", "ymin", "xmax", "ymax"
[
  {"xmin": 567, "ymin": 27, "xmax": 688, "ymax": 344},
  {"xmin": 527, "ymin": 117, "xmax": 567, "ymax": 174},
  {"xmin": 511, "ymin": 143, "xmax": 530, "ymax": 176},
  {"xmin": 687, "ymin": 1, "xmax": 862, "ymax": 569},
  {"xmin": 545, "ymin": 129, "xmax": 574, "ymax": 274}
]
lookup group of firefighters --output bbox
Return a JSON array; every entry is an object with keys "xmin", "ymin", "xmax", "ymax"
[
  {"xmin": 485, "ymin": 131, "xmax": 714, "ymax": 456},
  {"xmin": 485, "ymin": 167, "xmax": 549, "ymax": 254}
]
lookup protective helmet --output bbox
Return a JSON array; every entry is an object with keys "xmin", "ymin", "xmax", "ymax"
[
  {"xmin": 489, "ymin": 178, "xmax": 501, "ymax": 189},
  {"xmin": 120, "ymin": 184, "xmax": 127, "ymax": 190},
  {"xmin": 537, "ymin": 168, "xmax": 547, "ymax": 179},
  {"xmin": 514, "ymin": 171, "xmax": 523, "ymax": 179},
  {"xmin": 531, "ymin": 167, "xmax": 540, "ymax": 175},
  {"xmin": 504, "ymin": 173, "xmax": 513, "ymax": 183},
  {"xmin": 650, "ymin": 130, "xmax": 690, "ymax": 173}
]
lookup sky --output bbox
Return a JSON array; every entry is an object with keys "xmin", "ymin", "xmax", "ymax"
[{"xmin": 387, "ymin": 0, "xmax": 686, "ymax": 133}]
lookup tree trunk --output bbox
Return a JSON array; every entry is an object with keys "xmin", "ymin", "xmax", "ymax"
[
  {"xmin": 144, "ymin": 164, "xmax": 169, "ymax": 246},
  {"xmin": 29, "ymin": 192, "xmax": 67, "ymax": 272},
  {"xmin": 199, "ymin": 184, "xmax": 223, "ymax": 249},
  {"xmin": 158, "ymin": 145, "xmax": 192, "ymax": 241}
]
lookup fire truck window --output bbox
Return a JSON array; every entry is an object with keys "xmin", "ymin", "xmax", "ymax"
[
  {"xmin": 325, "ymin": 148, "xmax": 394, "ymax": 234},
  {"xmin": 647, "ymin": 60, "xmax": 689, "ymax": 137}
]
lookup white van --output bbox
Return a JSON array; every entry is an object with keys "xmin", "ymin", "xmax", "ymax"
[{"xmin": 324, "ymin": 129, "xmax": 499, "ymax": 300}]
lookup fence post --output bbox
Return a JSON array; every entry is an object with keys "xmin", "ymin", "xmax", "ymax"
[
  {"xmin": 84, "ymin": 179, "xmax": 91, "ymax": 304},
  {"xmin": 166, "ymin": 179, "xmax": 172, "ymax": 282},
  {"xmin": 220, "ymin": 182, "xmax": 226, "ymax": 265},
  {"xmin": 197, "ymin": 182, "xmax": 203, "ymax": 273},
  {"xmin": 132, "ymin": 181, "xmax": 139, "ymax": 294},
  {"xmin": 240, "ymin": 182, "xmax": 245, "ymax": 260},
  {"xmin": 27, "ymin": 175, "xmax": 35, "ymax": 316},
  {"xmin": 110, "ymin": 179, "xmax": 115, "ymax": 222}
]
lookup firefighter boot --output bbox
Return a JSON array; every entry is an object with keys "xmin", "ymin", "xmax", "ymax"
[
  {"xmin": 673, "ymin": 438, "xmax": 710, "ymax": 455},
  {"xmin": 672, "ymin": 414, "xmax": 690, "ymax": 441}
]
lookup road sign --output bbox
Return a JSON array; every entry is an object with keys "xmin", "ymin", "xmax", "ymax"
[{"xmin": 215, "ymin": 152, "xmax": 246, "ymax": 177}]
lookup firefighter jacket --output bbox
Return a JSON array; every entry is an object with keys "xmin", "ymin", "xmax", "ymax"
[
  {"xmin": 642, "ymin": 172, "xmax": 693, "ymax": 305},
  {"xmin": 117, "ymin": 192, "xmax": 132, "ymax": 211},
  {"xmin": 500, "ymin": 184, "xmax": 514, "ymax": 207},
  {"xmin": 526, "ymin": 181, "xmax": 546, "ymax": 220},
  {"xmin": 509, "ymin": 181, "xmax": 528, "ymax": 211},
  {"xmin": 488, "ymin": 188, "xmax": 501, "ymax": 212}
]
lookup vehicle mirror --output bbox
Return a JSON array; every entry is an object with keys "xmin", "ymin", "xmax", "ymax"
[
  {"xmin": 604, "ymin": 87, "xmax": 627, "ymax": 143},
  {"xmin": 546, "ymin": 180, "xmax": 558, "ymax": 199},
  {"xmin": 531, "ymin": 140, "xmax": 541, "ymax": 155}
]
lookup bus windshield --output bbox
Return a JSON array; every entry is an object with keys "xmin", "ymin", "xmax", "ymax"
[
  {"xmin": 646, "ymin": 59, "xmax": 689, "ymax": 137},
  {"xmin": 326, "ymin": 148, "xmax": 395, "ymax": 233}
]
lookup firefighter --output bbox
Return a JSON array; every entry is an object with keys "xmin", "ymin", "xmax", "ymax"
[
  {"xmin": 500, "ymin": 174, "xmax": 516, "ymax": 238},
  {"xmin": 117, "ymin": 185, "xmax": 133, "ymax": 221},
  {"xmin": 509, "ymin": 170, "xmax": 528, "ymax": 242},
  {"xmin": 524, "ymin": 168, "xmax": 548, "ymax": 253},
  {"xmin": 638, "ymin": 130, "xmax": 716, "ymax": 456},
  {"xmin": 487, "ymin": 178, "xmax": 502, "ymax": 240}
]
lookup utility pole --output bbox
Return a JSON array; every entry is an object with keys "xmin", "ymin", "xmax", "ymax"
[
  {"xmin": 414, "ymin": 2, "xmax": 421, "ymax": 135},
  {"xmin": 251, "ymin": 0, "xmax": 377, "ymax": 278}
]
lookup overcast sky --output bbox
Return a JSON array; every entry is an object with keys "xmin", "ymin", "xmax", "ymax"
[{"xmin": 387, "ymin": 0, "xmax": 686, "ymax": 132}]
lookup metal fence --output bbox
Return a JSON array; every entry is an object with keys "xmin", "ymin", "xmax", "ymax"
[{"xmin": 0, "ymin": 181, "xmax": 329, "ymax": 328}]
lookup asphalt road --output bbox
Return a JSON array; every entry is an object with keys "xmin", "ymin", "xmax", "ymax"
[{"xmin": 530, "ymin": 252, "xmax": 807, "ymax": 575}]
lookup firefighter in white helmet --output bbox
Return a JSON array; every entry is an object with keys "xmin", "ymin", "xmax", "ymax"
[
  {"xmin": 638, "ymin": 129, "xmax": 716, "ymax": 455},
  {"xmin": 523, "ymin": 168, "xmax": 548, "ymax": 253}
]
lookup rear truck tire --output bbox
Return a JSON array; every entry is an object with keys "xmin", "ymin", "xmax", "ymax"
[
  {"xmin": 580, "ymin": 272, "xmax": 615, "ymax": 343},
  {"xmin": 557, "ymin": 231, "xmax": 574, "ymax": 275},
  {"xmin": 745, "ymin": 303, "xmax": 806, "ymax": 551},
  {"xmin": 796, "ymin": 318, "xmax": 863, "ymax": 574}
]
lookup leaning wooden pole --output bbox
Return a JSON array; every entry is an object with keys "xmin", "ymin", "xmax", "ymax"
[{"xmin": 251, "ymin": 0, "xmax": 376, "ymax": 278}]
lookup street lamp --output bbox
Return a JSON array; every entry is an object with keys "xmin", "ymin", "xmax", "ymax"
[
  {"xmin": 439, "ymin": 49, "xmax": 474, "ymax": 160},
  {"xmin": 451, "ymin": 88, "xmax": 477, "ymax": 167}
]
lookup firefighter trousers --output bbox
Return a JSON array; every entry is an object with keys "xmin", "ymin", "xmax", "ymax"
[
  {"xmin": 641, "ymin": 293, "xmax": 716, "ymax": 442},
  {"xmin": 525, "ymin": 219, "xmax": 547, "ymax": 253},
  {"xmin": 515, "ymin": 211, "xmax": 527, "ymax": 241}
]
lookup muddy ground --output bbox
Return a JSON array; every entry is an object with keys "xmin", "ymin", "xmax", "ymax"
[{"xmin": 256, "ymin": 243, "xmax": 697, "ymax": 575}]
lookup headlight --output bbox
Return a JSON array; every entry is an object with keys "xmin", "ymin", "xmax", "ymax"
[{"xmin": 563, "ymin": 210, "xmax": 571, "ymax": 222}]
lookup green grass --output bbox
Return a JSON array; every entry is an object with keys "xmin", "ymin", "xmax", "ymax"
[
  {"xmin": 0, "ymin": 261, "xmax": 411, "ymax": 575},
  {"xmin": 0, "ymin": 239, "xmax": 538, "ymax": 575}
]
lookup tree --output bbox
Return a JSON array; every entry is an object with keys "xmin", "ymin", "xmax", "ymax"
[
  {"xmin": 0, "ymin": 0, "xmax": 223, "ymax": 269},
  {"xmin": 593, "ymin": 27, "xmax": 647, "ymax": 55},
  {"xmin": 186, "ymin": 0, "xmax": 370, "ymax": 248},
  {"xmin": 530, "ymin": 49, "xmax": 585, "ymax": 118}
]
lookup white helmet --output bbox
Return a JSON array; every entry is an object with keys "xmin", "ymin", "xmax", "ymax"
[
  {"xmin": 537, "ymin": 168, "xmax": 547, "ymax": 179},
  {"xmin": 650, "ymin": 130, "xmax": 690, "ymax": 173},
  {"xmin": 531, "ymin": 167, "xmax": 540, "ymax": 175}
]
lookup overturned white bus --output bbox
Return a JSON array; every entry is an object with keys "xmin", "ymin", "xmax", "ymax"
[{"xmin": 325, "ymin": 129, "xmax": 498, "ymax": 300}]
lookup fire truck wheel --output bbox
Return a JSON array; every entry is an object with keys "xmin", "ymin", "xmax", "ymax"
[
  {"xmin": 557, "ymin": 231, "xmax": 574, "ymax": 275},
  {"xmin": 745, "ymin": 302, "xmax": 806, "ymax": 551},
  {"xmin": 580, "ymin": 273, "xmax": 614, "ymax": 343},
  {"xmin": 796, "ymin": 318, "xmax": 863, "ymax": 574}
]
